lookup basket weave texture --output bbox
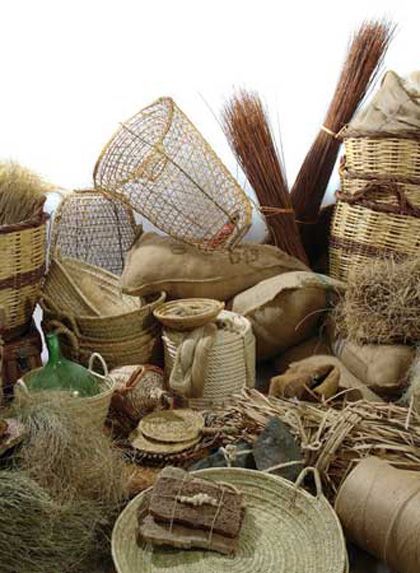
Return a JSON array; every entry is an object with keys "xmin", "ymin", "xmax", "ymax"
[
  {"xmin": 330, "ymin": 134, "xmax": 420, "ymax": 281},
  {"xmin": 153, "ymin": 299, "xmax": 224, "ymax": 331},
  {"xmin": 94, "ymin": 97, "xmax": 252, "ymax": 250},
  {"xmin": 41, "ymin": 257, "xmax": 165, "ymax": 369},
  {"xmin": 51, "ymin": 189, "xmax": 140, "ymax": 275},
  {"xmin": 0, "ymin": 214, "xmax": 48, "ymax": 335},
  {"xmin": 163, "ymin": 310, "xmax": 255, "ymax": 410},
  {"xmin": 111, "ymin": 467, "xmax": 348, "ymax": 573}
]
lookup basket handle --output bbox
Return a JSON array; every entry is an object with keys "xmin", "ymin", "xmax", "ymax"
[
  {"xmin": 41, "ymin": 295, "xmax": 81, "ymax": 337},
  {"xmin": 293, "ymin": 466, "xmax": 323, "ymax": 498},
  {"xmin": 88, "ymin": 352, "xmax": 109, "ymax": 378},
  {"xmin": 43, "ymin": 319, "xmax": 80, "ymax": 353},
  {"xmin": 336, "ymin": 182, "xmax": 420, "ymax": 217}
]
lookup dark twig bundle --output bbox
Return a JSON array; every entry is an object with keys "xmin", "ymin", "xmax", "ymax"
[
  {"xmin": 222, "ymin": 89, "xmax": 308, "ymax": 263},
  {"xmin": 290, "ymin": 19, "xmax": 395, "ymax": 227}
]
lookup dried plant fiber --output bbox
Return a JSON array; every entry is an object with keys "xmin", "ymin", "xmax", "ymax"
[
  {"xmin": 335, "ymin": 256, "xmax": 420, "ymax": 344},
  {"xmin": 0, "ymin": 470, "xmax": 102, "ymax": 573},
  {"xmin": 335, "ymin": 457, "xmax": 420, "ymax": 573},
  {"xmin": 10, "ymin": 392, "xmax": 128, "ymax": 506},
  {"xmin": 0, "ymin": 161, "xmax": 51, "ymax": 225}
]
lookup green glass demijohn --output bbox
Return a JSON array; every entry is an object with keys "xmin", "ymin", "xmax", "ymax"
[{"xmin": 26, "ymin": 332, "xmax": 101, "ymax": 398}]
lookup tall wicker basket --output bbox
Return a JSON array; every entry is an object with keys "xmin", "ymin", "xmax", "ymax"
[
  {"xmin": 0, "ymin": 214, "xmax": 49, "ymax": 338},
  {"xmin": 329, "ymin": 134, "xmax": 420, "ymax": 281}
]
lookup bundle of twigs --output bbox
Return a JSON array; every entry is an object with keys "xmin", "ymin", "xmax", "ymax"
[
  {"xmin": 215, "ymin": 389, "xmax": 420, "ymax": 500},
  {"xmin": 290, "ymin": 19, "xmax": 394, "ymax": 240},
  {"xmin": 222, "ymin": 89, "xmax": 308, "ymax": 264}
]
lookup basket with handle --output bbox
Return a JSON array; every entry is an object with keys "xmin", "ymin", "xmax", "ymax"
[
  {"xmin": 0, "ymin": 213, "xmax": 49, "ymax": 337},
  {"xmin": 93, "ymin": 97, "xmax": 252, "ymax": 251},
  {"xmin": 329, "ymin": 182, "xmax": 420, "ymax": 281},
  {"xmin": 163, "ymin": 310, "xmax": 255, "ymax": 410},
  {"xmin": 111, "ymin": 466, "xmax": 348, "ymax": 573},
  {"xmin": 16, "ymin": 352, "xmax": 115, "ymax": 429},
  {"xmin": 42, "ymin": 318, "xmax": 162, "ymax": 371},
  {"xmin": 50, "ymin": 189, "xmax": 140, "ymax": 275}
]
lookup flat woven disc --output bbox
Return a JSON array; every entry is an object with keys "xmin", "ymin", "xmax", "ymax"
[
  {"xmin": 129, "ymin": 428, "xmax": 200, "ymax": 454},
  {"xmin": 139, "ymin": 410, "xmax": 204, "ymax": 443},
  {"xmin": 112, "ymin": 467, "xmax": 348, "ymax": 573}
]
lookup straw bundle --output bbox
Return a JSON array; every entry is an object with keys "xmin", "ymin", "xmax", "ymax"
[
  {"xmin": 290, "ymin": 20, "xmax": 394, "ymax": 226},
  {"xmin": 335, "ymin": 257, "xmax": 420, "ymax": 344},
  {"xmin": 221, "ymin": 90, "xmax": 308, "ymax": 263},
  {"xmin": 0, "ymin": 161, "xmax": 51, "ymax": 225},
  {"xmin": 10, "ymin": 393, "xmax": 128, "ymax": 506},
  {"xmin": 217, "ymin": 389, "xmax": 420, "ymax": 500},
  {"xmin": 0, "ymin": 471, "xmax": 102, "ymax": 573}
]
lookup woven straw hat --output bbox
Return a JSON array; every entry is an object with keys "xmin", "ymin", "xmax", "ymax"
[{"xmin": 112, "ymin": 467, "xmax": 348, "ymax": 573}]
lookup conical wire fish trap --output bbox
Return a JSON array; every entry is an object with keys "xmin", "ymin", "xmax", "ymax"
[
  {"xmin": 50, "ymin": 189, "xmax": 140, "ymax": 275},
  {"xmin": 93, "ymin": 97, "xmax": 252, "ymax": 250}
]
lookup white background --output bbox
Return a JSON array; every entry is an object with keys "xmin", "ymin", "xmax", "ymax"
[{"xmin": 0, "ymin": 0, "xmax": 418, "ymax": 222}]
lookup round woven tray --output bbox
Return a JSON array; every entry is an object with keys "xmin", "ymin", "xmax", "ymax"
[
  {"xmin": 112, "ymin": 467, "xmax": 348, "ymax": 573},
  {"xmin": 153, "ymin": 299, "xmax": 224, "ymax": 331}
]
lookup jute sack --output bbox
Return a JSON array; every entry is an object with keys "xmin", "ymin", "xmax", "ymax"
[
  {"xmin": 232, "ymin": 272, "xmax": 343, "ymax": 361},
  {"xmin": 332, "ymin": 337, "xmax": 414, "ymax": 398},
  {"xmin": 120, "ymin": 232, "xmax": 308, "ymax": 301},
  {"xmin": 274, "ymin": 335, "xmax": 332, "ymax": 374}
]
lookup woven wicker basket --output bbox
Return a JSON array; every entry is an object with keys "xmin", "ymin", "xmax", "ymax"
[
  {"xmin": 0, "ymin": 214, "xmax": 49, "ymax": 336},
  {"xmin": 50, "ymin": 189, "xmax": 140, "ymax": 275},
  {"xmin": 111, "ymin": 467, "xmax": 348, "ymax": 573},
  {"xmin": 163, "ymin": 310, "xmax": 255, "ymax": 410},
  {"xmin": 153, "ymin": 299, "xmax": 224, "ymax": 331},
  {"xmin": 329, "ymin": 183, "xmax": 420, "ymax": 281},
  {"xmin": 16, "ymin": 353, "xmax": 114, "ymax": 429},
  {"xmin": 94, "ymin": 97, "xmax": 252, "ymax": 251}
]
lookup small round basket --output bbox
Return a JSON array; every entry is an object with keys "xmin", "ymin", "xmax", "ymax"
[
  {"xmin": 111, "ymin": 467, "xmax": 348, "ymax": 573},
  {"xmin": 153, "ymin": 299, "xmax": 224, "ymax": 331},
  {"xmin": 16, "ymin": 353, "xmax": 115, "ymax": 429}
]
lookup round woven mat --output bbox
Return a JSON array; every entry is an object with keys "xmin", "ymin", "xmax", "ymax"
[
  {"xmin": 139, "ymin": 410, "xmax": 204, "ymax": 443},
  {"xmin": 112, "ymin": 467, "xmax": 348, "ymax": 573},
  {"xmin": 129, "ymin": 429, "xmax": 200, "ymax": 454}
]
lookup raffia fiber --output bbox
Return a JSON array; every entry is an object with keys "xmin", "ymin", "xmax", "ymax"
[{"xmin": 214, "ymin": 389, "xmax": 420, "ymax": 500}]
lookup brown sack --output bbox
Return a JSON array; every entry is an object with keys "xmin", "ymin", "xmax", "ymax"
[
  {"xmin": 232, "ymin": 272, "xmax": 343, "ymax": 360},
  {"xmin": 120, "ymin": 232, "xmax": 308, "ymax": 301},
  {"xmin": 332, "ymin": 337, "xmax": 414, "ymax": 398},
  {"xmin": 285, "ymin": 355, "xmax": 384, "ymax": 402},
  {"xmin": 269, "ymin": 363, "xmax": 339, "ymax": 401},
  {"xmin": 274, "ymin": 336, "xmax": 332, "ymax": 374}
]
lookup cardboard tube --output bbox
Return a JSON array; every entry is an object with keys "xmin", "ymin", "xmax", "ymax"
[{"xmin": 335, "ymin": 457, "xmax": 420, "ymax": 573}]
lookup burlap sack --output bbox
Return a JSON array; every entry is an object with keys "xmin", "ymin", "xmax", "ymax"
[
  {"xmin": 274, "ymin": 335, "xmax": 332, "ymax": 374},
  {"xmin": 232, "ymin": 272, "xmax": 343, "ymax": 360},
  {"xmin": 120, "ymin": 232, "xmax": 308, "ymax": 301},
  {"xmin": 286, "ymin": 355, "xmax": 383, "ymax": 402},
  {"xmin": 333, "ymin": 337, "xmax": 414, "ymax": 398}
]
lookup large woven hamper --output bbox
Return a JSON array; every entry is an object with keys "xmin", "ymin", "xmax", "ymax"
[
  {"xmin": 111, "ymin": 467, "xmax": 348, "ymax": 573},
  {"xmin": 0, "ymin": 214, "xmax": 49, "ymax": 337},
  {"xmin": 163, "ymin": 310, "xmax": 255, "ymax": 409}
]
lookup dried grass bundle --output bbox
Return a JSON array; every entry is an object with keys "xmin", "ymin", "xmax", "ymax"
[
  {"xmin": 215, "ymin": 389, "xmax": 420, "ymax": 500},
  {"xmin": 221, "ymin": 89, "xmax": 308, "ymax": 263},
  {"xmin": 0, "ymin": 161, "xmax": 51, "ymax": 226},
  {"xmin": 10, "ymin": 393, "xmax": 128, "ymax": 507},
  {"xmin": 0, "ymin": 471, "xmax": 102, "ymax": 573},
  {"xmin": 290, "ymin": 19, "xmax": 394, "ymax": 225},
  {"xmin": 335, "ymin": 257, "xmax": 420, "ymax": 344}
]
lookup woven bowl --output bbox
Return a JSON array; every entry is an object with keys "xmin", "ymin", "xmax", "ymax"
[
  {"xmin": 153, "ymin": 299, "xmax": 224, "ymax": 331},
  {"xmin": 112, "ymin": 467, "xmax": 348, "ymax": 573}
]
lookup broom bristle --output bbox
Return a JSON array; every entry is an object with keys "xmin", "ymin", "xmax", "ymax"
[
  {"xmin": 290, "ymin": 19, "xmax": 395, "ymax": 225},
  {"xmin": 221, "ymin": 89, "xmax": 308, "ymax": 264}
]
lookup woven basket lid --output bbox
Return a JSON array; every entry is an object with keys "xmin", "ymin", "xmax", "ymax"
[{"xmin": 112, "ymin": 467, "xmax": 348, "ymax": 573}]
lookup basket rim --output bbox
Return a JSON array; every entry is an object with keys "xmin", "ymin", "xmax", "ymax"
[{"xmin": 0, "ymin": 211, "xmax": 49, "ymax": 234}]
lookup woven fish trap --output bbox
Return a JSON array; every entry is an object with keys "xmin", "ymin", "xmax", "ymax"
[
  {"xmin": 329, "ymin": 183, "xmax": 420, "ymax": 281},
  {"xmin": 344, "ymin": 135, "xmax": 420, "ymax": 180},
  {"xmin": 163, "ymin": 310, "xmax": 255, "ymax": 410},
  {"xmin": 51, "ymin": 189, "xmax": 140, "ymax": 275},
  {"xmin": 0, "ymin": 214, "xmax": 49, "ymax": 337},
  {"xmin": 93, "ymin": 97, "xmax": 252, "ymax": 250},
  {"xmin": 111, "ymin": 467, "xmax": 348, "ymax": 573}
]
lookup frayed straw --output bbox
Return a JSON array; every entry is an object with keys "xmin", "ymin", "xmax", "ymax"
[
  {"xmin": 0, "ymin": 161, "xmax": 52, "ymax": 225},
  {"xmin": 335, "ymin": 257, "xmax": 420, "ymax": 344},
  {"xmin": 0, "ymin": 471, "xmax": 103, "ymax": 573}
]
